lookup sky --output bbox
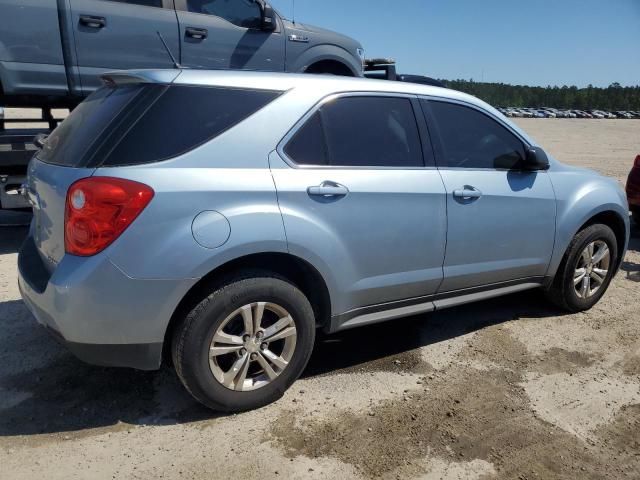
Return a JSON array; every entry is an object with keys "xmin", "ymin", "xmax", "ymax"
[{"xmin": 269, "ymin": 0, "xmax": 640, "ymax": 88}]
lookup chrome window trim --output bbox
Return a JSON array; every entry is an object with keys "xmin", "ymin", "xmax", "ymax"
[{"xmin": 276, "ymin": 91, "xmax": 437, "ymax": 171}]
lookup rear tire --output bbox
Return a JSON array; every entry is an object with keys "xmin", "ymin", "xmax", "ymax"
[
  {"xmin": 172, "ymin": 273, "xmax": 315, "ymax": 412},
  {"xmin": 546, "ymin": 224, "xmax": 618, "ymax": 312},
  {"xmin": 631, "ymin": 207, "xmax": 640, "ymax": 226}
]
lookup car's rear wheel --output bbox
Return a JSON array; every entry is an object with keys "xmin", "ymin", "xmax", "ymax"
[
  {"xmin": 172, "ymin": 273, "xmax": 315, "ymax": 412},
  {"xmin": 546, "ymin": 224, "xmax": 618, "ymax": 312}
]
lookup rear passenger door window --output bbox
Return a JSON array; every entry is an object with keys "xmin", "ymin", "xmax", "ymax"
[
  {"xmin": 425, "ymin": 100, "xmax": 526, "ymax": 170},
  {"xmin": 284, "ymin": 96, "xmax": 425, "ymax": 168}
]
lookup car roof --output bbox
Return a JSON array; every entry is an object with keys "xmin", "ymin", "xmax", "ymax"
[
  {"xmin": 104, "ymin": 68, "xmax": 477, "ymax": 105},
  {"xmin": 101, "ymin": 69, "xmax": 537, "ymax": 146}
]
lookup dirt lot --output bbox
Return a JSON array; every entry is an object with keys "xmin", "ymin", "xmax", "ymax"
[{"xmin": 1, "ymin": 119, "xmax": 639, "ymax": 479}]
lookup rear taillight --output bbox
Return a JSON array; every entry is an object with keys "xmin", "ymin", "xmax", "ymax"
[
  {"xmin": 634, "ymin": 155, "xmax": 640, "ymax": 169},
  {"xmin": 65, "ymin": 177, "xmax": 154, "ymax": 256}
]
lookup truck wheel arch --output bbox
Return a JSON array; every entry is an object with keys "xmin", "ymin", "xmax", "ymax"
[
  {"xmin": 305, "ymin": 60, "xmax": 355, "ymax": 76},
  {"xmin": 289, "ymin": 44, "xmax": 362, "ymax": 77}
]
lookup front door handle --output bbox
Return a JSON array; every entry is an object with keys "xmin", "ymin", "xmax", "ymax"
[
  {"xmin": 307, "ymin": 182, "xmax": 349, "ymax": 197},
  {"xmin": 186, "ymin": 27, "xmax": 208, "ymax": 40},
  {"xmin": 453, "ymin": 186, "xmax": 483, "ymax": 199},
  {"xmin": 79, "ymin": 15, "xmax": 106, "ymax": 28}
]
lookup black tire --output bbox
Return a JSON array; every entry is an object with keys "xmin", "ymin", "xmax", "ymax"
[
  {"xmin": 172, "ymin": 273, "xmax": 315, "ymax": 412},
  {"xmin": 546, "ymin": 224, "xmax": 618, "ymax": 312},
  {"xmin": 631, "ymin": 207, "xmax": 640, "ymax": 226}
]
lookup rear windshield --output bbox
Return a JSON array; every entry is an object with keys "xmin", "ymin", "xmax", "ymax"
[{"xmin": 38, "ymin": 84, "xmax": 282, "ymax": 168}]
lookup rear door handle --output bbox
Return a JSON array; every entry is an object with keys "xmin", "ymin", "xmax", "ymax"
[
  {"xmin": 307, "ymin": 182, "xmax": 349, "ymax": 197},
  {"xmin": 79, "ymin": 15, "xmax": 106, "ymax": 28},
  {"xmin": 453, "ymin": 186, "xmax": 483, "ymax": 199},
  {"xmin": 186, "ymin": 27, "xmax": 208, "ymax": 40}
]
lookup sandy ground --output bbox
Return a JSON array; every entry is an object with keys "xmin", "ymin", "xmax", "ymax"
[{"xmin": 0, "ymin": 119, "xmax": 639, "ymax": 479}]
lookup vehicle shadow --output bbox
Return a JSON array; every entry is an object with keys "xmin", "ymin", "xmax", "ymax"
[
  {"xmin": 0, "ymin": 287, "xmax": 565, "ymax": 438},
  {"xmin": 0, "ymin": 226, "xmax": 28, "ymax": 254},
  {"xmin": 1, "ymin": 222, "xmax": 635, "ymax": 437}
]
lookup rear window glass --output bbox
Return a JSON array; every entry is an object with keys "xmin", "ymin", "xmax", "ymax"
[
  {"xmin": 38, "ymin": 85, "xmax": 143, "ymax": 167},
  {"xmin": 39, "ymin": 84, "xmax": 282, "ymax": 168}
]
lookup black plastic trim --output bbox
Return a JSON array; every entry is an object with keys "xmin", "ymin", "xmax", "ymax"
[
  {"xmin": 18, "ymin": 235, "xmax": 51, "ymax": 294},
  {"xmin": 43, "ymin": 321, "xmax": 162, "ymax": 370},
  {"xmin": 66, "ymin": 341, "xmax": 163, "ymax": 371},
  {"xmin": 329, "ymin": 276, "xmax": 546, "ymax": 332}
]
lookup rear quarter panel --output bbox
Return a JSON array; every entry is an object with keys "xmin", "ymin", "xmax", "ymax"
[
  {"xmin": 101, "ymin": 166, "xmax": 288, "ymax": 280},
  {"xmin": 97, "ymin": 91, "xmax": 311, "ymax": 280}
]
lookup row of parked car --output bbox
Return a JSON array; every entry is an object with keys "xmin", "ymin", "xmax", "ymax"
[{"xmin": 498, "ymin": 107, "xmax": 640, "ymax": 119}]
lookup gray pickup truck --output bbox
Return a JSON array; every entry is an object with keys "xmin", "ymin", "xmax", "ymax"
[
  {"xmin": 0, "ymin": 0, "xmax": 364, "ymax": 215},
  {"xmin": 1, "ymin": 0, "xmax": 364, "ymax": 107}
]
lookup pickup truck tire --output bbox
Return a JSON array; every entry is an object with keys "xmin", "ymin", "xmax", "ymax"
[
  {"xmin": 172, "ymin": 272, "xmax": 315, "ymax": 412},
  {"xmin": 546, "ymin": 224, "xmax": 618, "ymax": 312}
]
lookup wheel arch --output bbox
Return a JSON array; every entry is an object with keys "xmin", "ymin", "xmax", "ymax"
[
  {"xmin": 163, "ymin": 252, "xmax": 332, "ymax": 360},
  {"xmin": 576, "ymin": 210, "xmax": 628, "ymax": 268},
  {"xmin": 304, "ymin": 59, "xmax": 355, "ymax": 76},
  {"xmin": 549, "ymin": 205, "xmax": 629, "ymax": 281},
  {"xmin": 288, "ymin": 44, "xmax": 362, "ymax": 76}
]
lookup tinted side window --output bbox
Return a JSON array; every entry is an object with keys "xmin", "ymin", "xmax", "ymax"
[
  {"xmin": 186, "ymin": 0, "xmax": 262, "ymax": 29},
  {"xmin": 101, "ymin": 86, "xmax": 281, "ymax": 166},
  {"xmin": 427, "ymin": 101, "xmax": 526, "ymax": 169},
  {"xmin": 105, "ymin": 0, "xmax": 163, "ymax": 7},
  {"xmin": 285, "ymin": 97, "xmax": 424, "ymax": 168},
  {"xmin": 284, "ymin": 112, "xmax": 328, "ymax": 166}
]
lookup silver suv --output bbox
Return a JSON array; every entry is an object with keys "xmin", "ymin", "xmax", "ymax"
[{"xmin": 18, "ymin": 70, "xmax": 629, "ymax": 411}]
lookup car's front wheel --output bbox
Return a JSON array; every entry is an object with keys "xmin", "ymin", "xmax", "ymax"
[
  {"xmin": 546, "ymin": 223, "xmax": 618, "ymax": 312},
  {"xmin": 172, "ymin": 273, "xmax": 316, "ymax": 412}
]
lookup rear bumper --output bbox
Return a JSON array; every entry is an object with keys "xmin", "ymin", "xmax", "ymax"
[
  {"xmin": 37, "ymin": 321, "xmax": 162, "ymax": 371},
  {"xmin": 18, "ymin": 235, "xmax": 196, "ymax": 370}
]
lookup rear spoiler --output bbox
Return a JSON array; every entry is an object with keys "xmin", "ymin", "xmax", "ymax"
[
  {"xmin": 100, "ymin": 70, "xmax": 182, "ymax": 87},
  {"xmin": 364, "ymin": 59, "xmax": 446, "ymax": 88}
]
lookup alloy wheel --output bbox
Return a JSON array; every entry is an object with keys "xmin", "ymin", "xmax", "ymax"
[
  {"xmin": 209, "ymin": 302, "xmax": 297, "ymax": 392},
  {"xmin": 573, "ymin": 240, "xmax": 611, "ymax": 299}
]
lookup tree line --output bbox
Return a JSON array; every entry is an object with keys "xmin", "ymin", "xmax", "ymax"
[{"xmin": 440, "ymin": 79, "xmax": 640, "ymax": 110}]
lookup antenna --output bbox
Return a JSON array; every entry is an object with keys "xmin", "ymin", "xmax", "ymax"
[
  {"xmin": 292, "ymin": 0, "xmax": 296, "ymax": 24},
  {"xmin": 156, "ymin": 31, "xmax": 181, "ymax": 69}
]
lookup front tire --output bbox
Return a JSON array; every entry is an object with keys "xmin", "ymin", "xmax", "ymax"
[
  {"xmin": 546, "ymin": 224, "xmax": 618, "ymax": 312},
  {"xmin": 172, "ymin": 273, "xmax": 315, "ymax": 412}
]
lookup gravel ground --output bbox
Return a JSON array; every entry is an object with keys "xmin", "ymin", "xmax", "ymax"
[{"xmin": 1, "ymin": 119, "xmax": 639, "ymax": 479}]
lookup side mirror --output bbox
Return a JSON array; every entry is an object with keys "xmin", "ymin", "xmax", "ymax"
[
  {"xmin": 524, "ymin": 147, "xmax": 550, "ymax": 171},
  {"xmin": 256, "ymin": 0, "xmax": 277, "ymax": 31}
]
